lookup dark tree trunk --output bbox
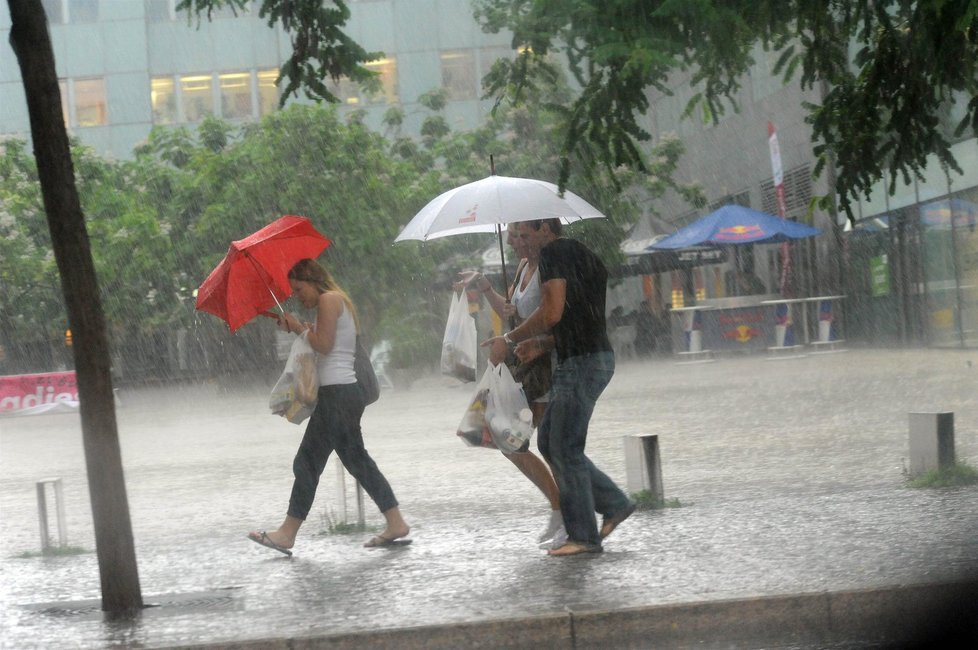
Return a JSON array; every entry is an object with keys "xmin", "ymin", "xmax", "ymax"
[{"xmin": 7, "ymin": 0, "xmax": 142, "ymax": 614}]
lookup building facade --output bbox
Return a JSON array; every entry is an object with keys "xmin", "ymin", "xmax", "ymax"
[
  {"xmin": 0, "ymin": 0, "xmax": 512, "ymax": 159},
  {"xmin": 634, "ymin": 43, "xmax": 978, "ymax": 349}
]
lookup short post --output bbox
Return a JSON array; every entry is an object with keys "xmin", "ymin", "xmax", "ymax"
[
  {"xmin": 624, "ymin": 434, "xmax": 664, "ymax": 504},
  {"xmin": 355, "ymin": 481, "xmax": 365, "ymax": 529},
  {"xmin": 36, "ymin": 478, "xmax": 67, "ymax": 551},
  {"xmin": 908, "ymin": 412, "xmax": 955, "ymax": 476},
  {"xmin": 336, "ymin": 462, "xmax": 348, "ymax": 523}
]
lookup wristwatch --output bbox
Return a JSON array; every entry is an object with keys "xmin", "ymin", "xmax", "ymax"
[{"xmin": 503, "ymin": 332, "xmax": 515, "ymax": 345}]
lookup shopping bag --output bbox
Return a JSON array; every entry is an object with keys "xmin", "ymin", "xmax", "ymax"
[
  {"xmin": 456, "ymin": 364, "xmax": 532, "ymax": 453},
  {"xmin": 455, "ymin": 364, "xmax": 495, "ymax": 448},
  {"xmin": 441, "ymin": 290, "xmax": 477, "ymax": 382},
  {"xmin": 484, "ymin": 363, "xmax": 533, "ymax": 453},
  {"xmin": 269, "ymin": 332, "xmax": 319, "ymax": 424}
]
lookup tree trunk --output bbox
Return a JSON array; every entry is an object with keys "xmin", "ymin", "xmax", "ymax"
[{"xmin": 7, "ymin": 0, "xmax": 142, "ymax": 614}]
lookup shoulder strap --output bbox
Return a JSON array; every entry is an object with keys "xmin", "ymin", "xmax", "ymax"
[{"xmin": 509, "ymin": 258, "xmax": 529, "ymax": 296}]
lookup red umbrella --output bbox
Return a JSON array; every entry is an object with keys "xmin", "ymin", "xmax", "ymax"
[{"xmin": 196, "ymin": 215, "xmax": 331, "ymax": 332}]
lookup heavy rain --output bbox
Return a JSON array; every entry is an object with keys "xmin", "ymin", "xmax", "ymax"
[{"xmin": 1, "ymin": 1, "xmax": 977, "ymax": 648}]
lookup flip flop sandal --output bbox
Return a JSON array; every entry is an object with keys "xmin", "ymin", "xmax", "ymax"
[{"xmin": 248, "ymin": 531, "xmax": 293, "ymax": 556}]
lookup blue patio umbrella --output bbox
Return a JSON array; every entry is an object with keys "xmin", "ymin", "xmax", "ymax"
[{"xmin": 648, "ymin": 205, "xmax": 820, "ymax": 250}]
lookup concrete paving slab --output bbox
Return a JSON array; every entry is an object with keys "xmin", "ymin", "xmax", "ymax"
[{"xmin": 2, "ymin": 349, "xmax": 978, "ymax": 648}]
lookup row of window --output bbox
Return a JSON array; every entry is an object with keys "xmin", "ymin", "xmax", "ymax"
[
  {"xmin": 41, "ymin": 0, "xmax": 98, "ymax": 24},
  {"xmin": 57, "ymin": 46, "xmax": 507, "ymax": 130}
]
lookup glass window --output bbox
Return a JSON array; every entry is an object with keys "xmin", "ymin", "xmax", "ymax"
[
  {"xmin": 151, "ymin": 76, "xmax": 177, "ymax": 124},
  {"xmin": 180, "ymin": 74, "xmax": 214, "ymax": 122},
  {"xmin": 74, "ymin": 78, "xmax": 107, "ymax": 126},
  {"xmin": 478, "ymin": 47, "xmax": 511, "ymax": 77},
  {"xmin": 219, "ymin": 72, "xmax": 253, "ymax": 120},
  {"xmin": 328, "ymin": 77, "xmax": 362, "ymax": 105},
  {"xmin": 363, "ymin": 57, "xmax": 398, "ymax": 104},
  {"xmin": 441, "ymin": 50, "xmax": 476, "ymax": 100},
  {"xmin": 41, "ymin": 0, "xmax": 64, "ymax": 24},
  {"xmin": 58, "ymin": 80, "xmax": 69, "ymax": 128},
  {"xmin": 257, "ymin": 69, "xmax": 280, "ymax": 116},
  {"xmin": 70, "ymin": 0, "xmax": 99, "ymax": 23},
  {"xmin": 146, "ymin": 0, "xmax": 173, "ymax": 22}
]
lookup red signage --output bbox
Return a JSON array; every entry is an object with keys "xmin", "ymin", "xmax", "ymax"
[{"xmin": 0, "ymin": 372, "xmax": 79, "ymax": 414}]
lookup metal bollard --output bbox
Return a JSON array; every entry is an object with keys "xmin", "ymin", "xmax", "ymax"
[
  {"xmin": 36, "ymin": 478, "xmax": 67, "ymax": 551},
  {"xmin": 334, "ymin": 463, "xmax": 366, "ymax": 527},
  {"xmin": 624, "ymin": 434, "xmax": 664, "ymax": 501},
  {"xmin": 908, "ymin": 412, "xmax": 955, "ymax": 476}
]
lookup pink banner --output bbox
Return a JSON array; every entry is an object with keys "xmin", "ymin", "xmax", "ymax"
[{"xmin": 0, "ymin": 372, "xmax": 79, "ymax": 415}]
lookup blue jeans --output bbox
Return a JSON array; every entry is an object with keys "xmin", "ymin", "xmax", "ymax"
[
  {"xmin": 288, "ymin": 383, "xmax": 398, "ymax": 519},
  {"xmin": 537, "ymin": 351, "xmax": 630, "ymax": 546}
]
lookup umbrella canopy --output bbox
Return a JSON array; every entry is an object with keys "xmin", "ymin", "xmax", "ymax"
[
  {"xmin": 395, "ymin": 174, "xmax": 606, "ymax": 288},
  {"xmin": 649, "ymin": 205, "xmax": 820, "ymax": 250},
  {"xmin": 196, "ymin": 215, "xmax": 331, "ymax": 332},
  {"xmin": 394, "ymin": 175, "xmax": 605, "ymax": 243}
]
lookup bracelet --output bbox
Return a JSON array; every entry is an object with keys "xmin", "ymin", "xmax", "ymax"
[{"xmin": 503, "ymin": 331, "xmax": 515, "ymax": 345}]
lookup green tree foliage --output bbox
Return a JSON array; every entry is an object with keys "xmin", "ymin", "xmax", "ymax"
[
  {"xmin": 0, "ymin": 139, "xmax": 61, "ymax": 346},
  {"xmin": 178, "ymin": 0, "xmax": 381, "ymax": 105},
  {"xmin": 1, "ymin": 81, "xmax": 700, "ymax": 376},
  {"xmin": 473, "ymin": 0, "xmax": 978, "ymax": 222}
]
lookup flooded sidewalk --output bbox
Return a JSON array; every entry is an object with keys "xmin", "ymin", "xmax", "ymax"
[{"xmin": 1, "ymin": 348, "xmax": 977, "ymax": 648}]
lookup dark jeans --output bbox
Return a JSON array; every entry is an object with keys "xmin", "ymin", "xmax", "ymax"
[
  {"xmin": 288, "ymin": 383, "xmax": 398, "ymax": 520},
  {"xmin": 537, "ymin": 351, "xmax": 630, "ymax": 546}
]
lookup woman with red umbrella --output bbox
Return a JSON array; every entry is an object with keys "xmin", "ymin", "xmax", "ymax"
[{"xmin": 248, "ymin": 258, "xmax": 410, "ymax": 554}]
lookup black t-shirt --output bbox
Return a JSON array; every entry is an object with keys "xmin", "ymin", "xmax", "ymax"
[{"xmin": 538, "ymin": 237, "xmax": 612, "ymax": 361}]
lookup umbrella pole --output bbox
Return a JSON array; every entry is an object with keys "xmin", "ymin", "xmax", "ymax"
[
  {"xmin": 496, "ymin": 224, "xmax": 509, "ymax": 296},
  {"xmin": 266, "ymin": 286, "xmax": 285, "ymax": 314},
  {"xmin": 242, "ymin": 250, "xmax": 287, "ymax": 315}
]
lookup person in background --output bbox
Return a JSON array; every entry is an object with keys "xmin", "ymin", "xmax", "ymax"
[
  {"xmin": 455, "ymin": 222, "xmax": 564, "ymax": 547},
  {"xmin": 248, "ymin": 258, "xmax": 410, "ymax": 555},
  {"xmin": 485, "ymin": 218, "xmax": 635, "ymax": 557}
]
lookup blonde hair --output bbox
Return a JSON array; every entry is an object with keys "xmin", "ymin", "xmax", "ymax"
[{"xmin": 288, "ymin": 258, "xmax": 360, "ymax": 332}]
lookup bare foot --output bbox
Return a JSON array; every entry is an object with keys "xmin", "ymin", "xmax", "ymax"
[
  {"xmin": 377, "ymin": 524, "xmax": 410, "ymax": 542},
  {"xmin": 248, "ymin": 529, "xmax": 294, "ymax": 550}
]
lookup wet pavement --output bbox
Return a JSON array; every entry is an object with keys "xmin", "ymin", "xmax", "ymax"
[{"xmin": 1, "ymin": 348, "xmax": 978, "ymax": 648}]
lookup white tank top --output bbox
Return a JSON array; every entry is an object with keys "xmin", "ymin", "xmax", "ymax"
[
  {"xmin": 510, "ymin": 263, "xmax": 541, "ymax": 321},
  {"xmin": 315, "ymin": 301, "xmax": 356, "ymax": 386}
]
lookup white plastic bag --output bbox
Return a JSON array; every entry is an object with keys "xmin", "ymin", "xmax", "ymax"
[
  {"xmin": 441, "ymin": 290, "xmax": 477, "ymax": 382},
  {"xmin": 484, "ymin": 363, "xmax": 533, "ymax": 453},
  {"xmin": 269, "ymin": 332, "xmax": 319, "ymax": 424},
  {"xmin": 455, "ymin": 364, "xmax": 495, "ymax": 448}
]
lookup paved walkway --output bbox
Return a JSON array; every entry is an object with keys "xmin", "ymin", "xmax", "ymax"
[{"xmin": 2, "ymin": 348, "xmax": 978, "ymax": 648}]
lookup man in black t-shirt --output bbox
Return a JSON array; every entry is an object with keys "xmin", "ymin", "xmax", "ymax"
[{"xmin": 485, "ymin": 219, "xmax": 635, "ymax": 556}]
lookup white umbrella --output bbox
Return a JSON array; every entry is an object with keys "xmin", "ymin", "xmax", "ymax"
[{"xmin": 395, "ymin": 174, "xmax": 606, "ymax": 287}]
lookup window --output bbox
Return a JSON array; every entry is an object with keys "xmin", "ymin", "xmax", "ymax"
[
  {"xmin": 220, "ymin": 72, "xmax": 253, "ymax": 120},
  {"xmin": 58, "ymin": 80, "xmax": 69, "ymax": 127},
  {"xmin": 257, "ymin": 69, "xmax": 280, "ymax": 116},
  {"xmin": 328, "ymin": 77, "xmax": 363, "ymax": 105},
  {"xmin": 441, "ymin": 50, "xmax": 476, "ymax": 100},
  {"xmin": 478, "ymin": 47, "xmax": 511, "ymax": 94},
  {"xmin": 71, "ymin": 0, "xmax": 99, "ymax": 23},
  {"xmin": 151, "ymin": 76, "xmax": 177, "ymax": 124},
  {"xmin": 709, "ymin": 191, "xmax": 751, "ymax": 211},
  {"xmin": 180, "ymin": 74, "xmax": 214, "ymax": 122},
  {"xmin": 363, "ymin": 58, "xmax": 398, "ymax": 104},
  {"xmin": 761, "ymin": 165, "xmax": 813, "ymax": 218},
  {"xmin": 146, "ymin": 0, "xmax": 174, "ymax": 22},
  {"xmin": 74, "ymin": 78, "xmax": 107, "ymax": 126},
  {"xmin": 41, "ymin": 0, "xmax": 63, "ymax": 24}
]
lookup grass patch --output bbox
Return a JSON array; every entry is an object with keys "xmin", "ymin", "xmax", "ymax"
[
  {"xmin": 317, "ymin": 509, "xmax": 371, "ymax": 536},
  {"xmin": 631, "ymin": 490, "xmax": 685, "ymax": 511},
  {"xmin": 15, "ymin": 545, "xmax": 89, "ymax": 559},
  {"xmin": 907, "ymin": 462, "xmax": 978, "ymax": 488}
]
